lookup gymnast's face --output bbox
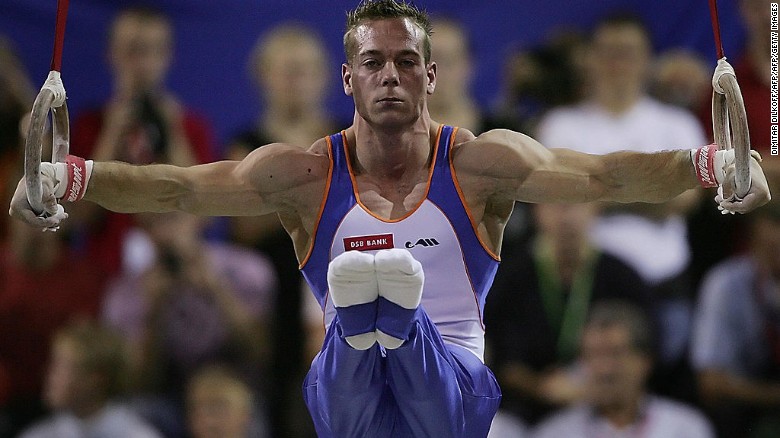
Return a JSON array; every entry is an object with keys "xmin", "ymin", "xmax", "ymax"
[{"xmin": 343, "ymin": 18, "xmax": 436, "ymax": 129}]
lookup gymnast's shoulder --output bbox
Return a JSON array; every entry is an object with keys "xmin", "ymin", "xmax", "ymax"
[
  {"xmin": 451, "ymin": 127, "xmax": 554, "ymax": 177},
  {"xmin": 234, "ymin": 139, "xmax": 331, "ymax": 183}
]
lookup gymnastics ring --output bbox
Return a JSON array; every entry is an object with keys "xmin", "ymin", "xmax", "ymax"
[
  {"xmin": 711, "ymin": 62, "xmax": 751, "ymax": 198},
  {"xmin": 25, "ymin": 86, "xmax": 70, "ymax": 215},
  {"xmin": 25, "ymin": 0, "xmax": 70, "ymax": 215},
  {"xmin": 709, "ymin": 0, "xmax": 751, "ymax": 199}
]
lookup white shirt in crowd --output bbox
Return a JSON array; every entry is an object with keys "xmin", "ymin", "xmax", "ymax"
[
  {"xmin": 18, "ymin": 404, "xmax": 162, "ymax": 438},
  {"xmin": 531, "ymin": 396, "xmax": 714, "ymax": 438},
  {"xmin": 536, "ymin": 97, "xmax": 706, "ymax": 285}
]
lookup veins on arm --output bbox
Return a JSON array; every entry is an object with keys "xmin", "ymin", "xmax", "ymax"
[
  {"xmin": 85, "ymin": 141, "xmax": 329, "ymax": 218},
  {"xmin": 198, "ymin": 142, "xmax": 328, "ymax": 216},
  {"xmin": 461, "ymin": 129, "xmax": 697, "ymax": 205}
]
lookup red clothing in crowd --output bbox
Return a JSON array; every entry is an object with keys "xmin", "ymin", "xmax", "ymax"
[
  {"xmin": 69, "ymin": 108, "xmax": 216, "ymax": 274},
  {"xmin": 0, "ymin": 244, "xmax": 106, "ymax": 407}
]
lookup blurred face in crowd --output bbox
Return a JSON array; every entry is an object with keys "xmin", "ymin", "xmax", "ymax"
[
  {"xmin": 503, "ymin": 50, "xmax": 540, "ymax": 98},
  {"xmin": 430, "ymin": 20, "xmax": 471, "ymax": 102},
  {"xmin": 588, "ymin": 22, "xmax": 651, "ymax": 94},
  {"xmin": 534, "ymin": 202, "xmax": 596, "ymax": 249},
  {"xmin": 255, "ymin": 28, "xmax": 329, "ymax": 113},
  {"xmin": 44, "ymin": 338, "xmax": 97, "ymax": 412},
  {"xmin": 343, "ymin": 18, "xmax": 436, "ymax": 129},
  {"xmin": 740, "ymin": 0, "xmax": 773, "ymax": 40},
  {"xmin": 0, "ymin": 38, "xmax": 33, "ymax": 108},
  {"xmin": 188, "ymin": 378, "xmax": 252, "ymax": 438},
  {"xmin": 652, "ymin": 50, "xmax": 710, "ymax": 110},
  {"xmin": 109, "ymin": 11, "xmax": 173, "ymax": 95},
  {"xmin": 137, "ymin": 211, "xmax": 203, "ymax": 251},
  {"xmin": 581, "ymin": 323, "xmax": 651, "ymax": 411},
  {"xmin": 752, "ymin": 214, "xmax": 780, "ymax": 280}
]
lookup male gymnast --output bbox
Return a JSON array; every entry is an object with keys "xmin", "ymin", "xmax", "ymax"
[{"xmin": 9, "ymin": 1, "xmax": 771, "ymax": 437}]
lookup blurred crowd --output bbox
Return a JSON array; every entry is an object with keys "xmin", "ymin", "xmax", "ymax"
[{"xmin": 0, "ymin": 1, "xmax": 778, "ymax": 437}]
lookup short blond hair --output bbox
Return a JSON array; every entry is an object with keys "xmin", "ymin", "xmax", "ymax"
[{"xmin": 344, "ymin": 0, "xmax": 433, "ymax": 64}]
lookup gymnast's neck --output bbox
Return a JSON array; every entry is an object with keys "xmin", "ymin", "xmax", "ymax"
[{"xmin": 347, "ymin": 110, "xmax": 437, "ymax": 180}]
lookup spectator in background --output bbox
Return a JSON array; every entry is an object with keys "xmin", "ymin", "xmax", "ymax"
[
  {"xmin": 536, "ymin": 13, "xmax": 706, "ymax": 402},
  {"xmin": 0, "ymin": 220, "xmax": 107, "ymax": 436},
  {"xmin": 649, "ymin": 49, "xmax": 715, "ymax": 287},
  {"xmin": 483, "ymin": 33, "xmax": 588, "ymax": 248},
  {"xmin": 486, "ymin": 32, "xmax": 586, "ymax": 136},
  {"xmin": 0, "ymin": 51, "xmax": 104, "ymax": 433},
  {"xmin": 532, "ymin": 301, "xmax": 714, "ymax": 438},
  {"xmin": 187, "ymin": 365, "xmax": 266, "ymax": 438},
  {"xmin": 650, "ymin": 49, "xmax": 711, "ymax": 113},
  {"xmin": 485, "ymin": 202, "xmax": 653, "ymax": 426},
  {"xmin": 226, "ymin": 23, "xmax": 337, "ymax": 438},
  {"xmin": 426, "ymin": 18, "xmax": 482, "ymax": 132},
  {"xmin": 18, "ymin": 320, "xmax": 161, "ymax": 438},
  {"xmin": 690, "ymin": 175, "xmax": 780, "ymax": 438},
  {"xmin": 231, "ymin": 23, "xmax": 339, "ymax": 153},
  {"xmin": 0, "ymin": 35, "xmax": 34, "ymax": 243},
  {"xmin": 101, "ymin": 211, "xmax": 275, "ymax": 437},
  {"xmin": 69, "ymin": 6, "xmax": 216, "ymax": 276},
  {"xmin": 487, "ymin": 410, "xmax": 529, "ymax": 438}
]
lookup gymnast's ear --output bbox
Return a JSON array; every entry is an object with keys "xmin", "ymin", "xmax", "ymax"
[
  {"xmin": 426, "ymin": 61, "xmax": 436, "ymax": 95},
  {"xmin": 342, "ymin": 63, "xmax": 353, "ymax": 96}
]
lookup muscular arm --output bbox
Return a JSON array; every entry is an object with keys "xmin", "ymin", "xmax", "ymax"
[
  {"xmin": 457, "ymin": 129, "xmax": 698, "ymax": 204},
  {"xmin": 83, "ymin": 142, "xmax": 327, "ymax": 216},
  {"xmin": 598, "ymin": 188, "xmax": 701, "ymax": 220}
]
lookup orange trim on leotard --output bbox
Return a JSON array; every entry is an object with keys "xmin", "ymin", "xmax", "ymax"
[
  {"xmin": 298, "ymin": 135, "xmax": 336, "ymax": 269},
  {"xmin": 448, "ymin": 128, "xmax": 501, "ymax": 262},
  {"xmin": 342, "ymin": 125, "xmax": 443, "ymax": 223}
]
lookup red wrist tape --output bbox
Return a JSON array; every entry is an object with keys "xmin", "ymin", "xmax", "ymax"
[
  {"xmin": 64, "ymin": 155, "xmax": 88, "ymax": 202},
  {"xmin": 693, "ymin": 144, "xmax": 718, "ymax": 188}
]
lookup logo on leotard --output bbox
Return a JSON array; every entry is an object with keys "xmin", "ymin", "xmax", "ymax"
[
  {"xmin": 343, "ymin": 234, "xmax": 395, "ymax": 251},
  {"xmin": 404, "ymin": 238, "xmax": 440, "ymax": 248}
]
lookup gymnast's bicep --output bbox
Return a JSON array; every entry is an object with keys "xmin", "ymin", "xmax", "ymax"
[
  {"xmin": 456, "ymin": 129, "xmax": 608, "ymax": 204},
  {"xmin": 230, "ymin": 142, "xmax": 331, "ymax": 213}
]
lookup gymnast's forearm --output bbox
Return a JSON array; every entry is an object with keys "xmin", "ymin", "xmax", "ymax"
[
  {"xmin": 597, "ymin": 149, "xmax": 698, "ymax": 203},
  {"xmin": 474, "ymin": 130, "xmax": 699, "ymax": 204},
  {"xmin": 83, "ymin": 161, "xmax": 196, "ymax": 214},
  {"xmin": 522, "ymin": 148, "xmax": 698, "ymax": 204}
]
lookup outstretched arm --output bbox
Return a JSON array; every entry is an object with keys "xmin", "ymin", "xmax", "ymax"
[
  {"xmin": 10, "ymin": 141, "xmax": 329, "ymax": 228},
  {"xmin": 458, "ymin": 129, "xmax": 769, "ymax": 211}
]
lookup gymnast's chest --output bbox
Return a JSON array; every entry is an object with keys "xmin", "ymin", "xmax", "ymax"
[
  {"xmin": 323, "ymin": 201, "xmax": 476, "ymax": 333},
  {"xmin": 353, "ymin": 175, "xmax": 429, "ymax": 220},
  {"xmin": 329, "ymin": 200, "xmax": 459, "ymax": 273}
]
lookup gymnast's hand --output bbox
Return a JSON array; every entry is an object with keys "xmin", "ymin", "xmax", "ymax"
[
  {"xmin": 8, "ymin": 168, "xmax": 68, "ymax": 232},
  {"xmin": 716, "ymin": 151, "xmax": 771, "ymax": 214}
]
